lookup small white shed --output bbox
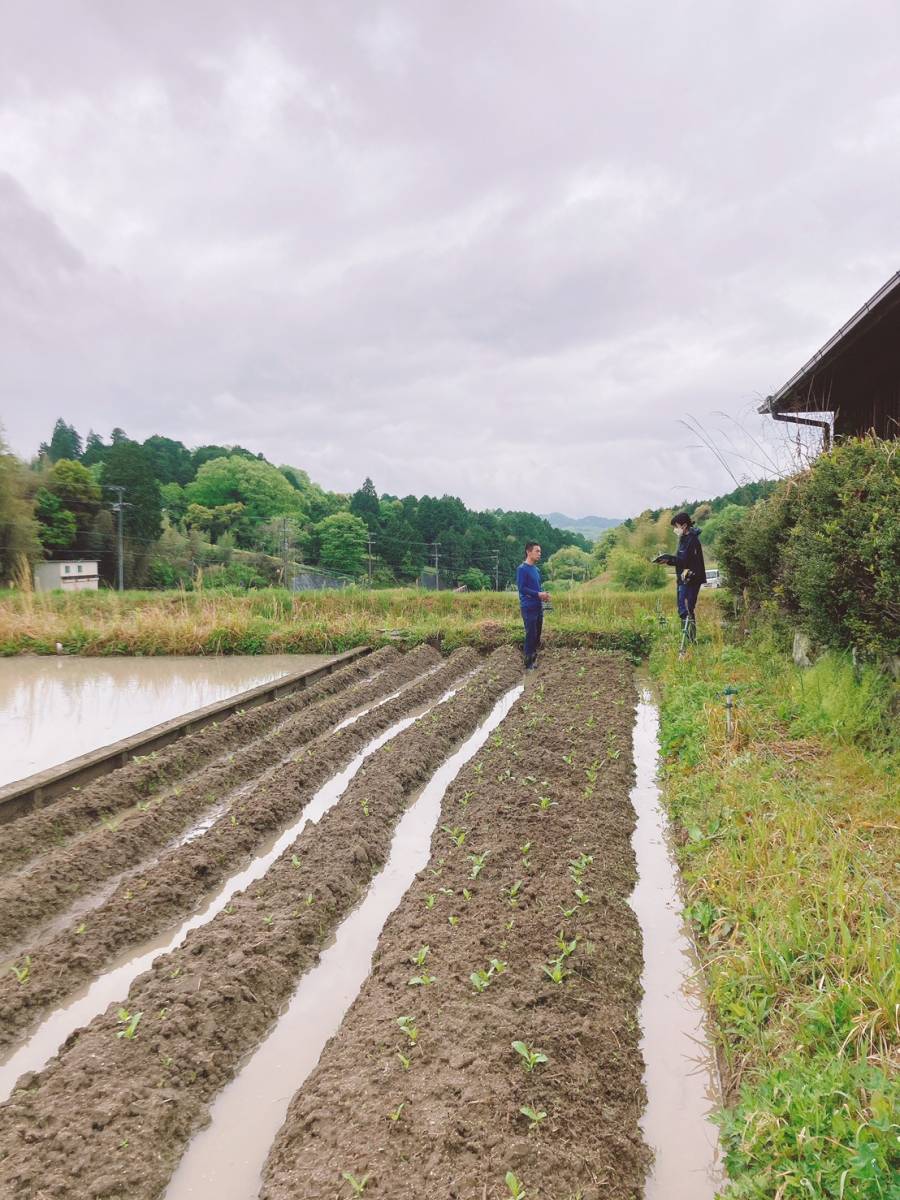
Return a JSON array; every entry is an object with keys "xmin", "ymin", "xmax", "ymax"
[{"xmin": 33, "ymin": 561, "xmax": 100, "ymax": 592}]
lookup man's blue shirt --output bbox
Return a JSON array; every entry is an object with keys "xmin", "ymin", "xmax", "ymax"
[{"xmin": 516, "ymin": 562, "xmax": 543, "ymax": 611}]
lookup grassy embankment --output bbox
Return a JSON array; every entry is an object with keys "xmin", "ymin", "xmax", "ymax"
[
  {"xmin": 652, "ymin": 611, "xmax": 898, "ymax": 1198},
  {"xmin": 0, "ymin": 585, "xmax": 667, "ymax": 658}
]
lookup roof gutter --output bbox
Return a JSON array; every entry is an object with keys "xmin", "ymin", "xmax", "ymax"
[{"xmin": 770, "ymin": 409, "xmax": 831, "ymax": 451}]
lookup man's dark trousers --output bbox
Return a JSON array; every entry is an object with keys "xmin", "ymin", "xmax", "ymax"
[
  {"xmin": 677, "ymin": 580, "xmax": 702, "ymax": 640},
  {"xmin": 522, "ymin": 608, "xmax": 543, "ymax": 667}
]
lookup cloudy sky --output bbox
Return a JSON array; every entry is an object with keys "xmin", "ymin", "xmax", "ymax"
[{"xmin": 1, "ymin": 1, "xmax": 898, "ymax": 517}]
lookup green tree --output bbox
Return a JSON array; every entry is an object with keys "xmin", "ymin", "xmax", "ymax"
[
  {"xmin": 186, "ymin": 456, "xmax": 301, "ymax": 541},
  {"xmin": 80, "ymin": 430, "xmax": 108, "ymax": 467},
  {"xmin": 545, "ymin": 545, "xmax": 595, "ymax": 582},
  {"xmin": 142, "ymin": 435, "xmax": 193, "ymax": 485},
  {"xmin": 34, "ymin": 487, "xmax": 77, "ymax": 550},
  {"xmin": 190, "ymin": 444, "xmax": 261, "ymax": 473},
  {"xmin": 102, "ymin": 440, "xmax": 163, "ymax": 586},
  {"xmin": 315, "ymin": 511, "xmax": 367, "ymax": 576},
  {"xmin": 459, "ymin": 566, "xmax": 490, "ymax": 590},
  {"xmin": 39, "ymin": 418, "xmax": 82, "ymax": 463},
  {"xmin": 0, "ymin": 431, "xmax": 41, "ymax": 582},
  {"xmin": 160, "ymin": 482, "xmax": 188, "ymax": 524},
  {"xmin": 609, "ymin": 547, "xmax": 667, "ymax": 590},
  {"xmin": 350, "ymin": 477, "xmax": 380, "ymax": 529}
]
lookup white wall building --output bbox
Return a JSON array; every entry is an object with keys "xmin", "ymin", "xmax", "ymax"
[{"xmin": 33, "ymin": 561, "xmax": 100, "ymax": 592}]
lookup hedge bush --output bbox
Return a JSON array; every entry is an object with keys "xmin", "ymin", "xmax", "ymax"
[{"xmin": 718, "ymin": 438, "xmax": 900, "ymax": 657}]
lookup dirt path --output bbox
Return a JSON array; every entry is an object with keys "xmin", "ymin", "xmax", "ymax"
[
  {"xmin": 261, "ymin": 650, "xmax": 648, "ymax": 1200},
  {"xmin": 0, "ymin": 648, "xmax": 523, "ymax": 1200},
  {"xmin": 0, "ymin": 647, "xmax": 469, "ymax": 1049}
]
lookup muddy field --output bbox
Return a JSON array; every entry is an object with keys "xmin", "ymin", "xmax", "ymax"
[{"xmin": 0, "ymin": 647, "xmax": 649, "ymax": 1199}]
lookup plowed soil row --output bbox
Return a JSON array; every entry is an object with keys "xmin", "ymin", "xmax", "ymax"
[
  {"xmin": 0, "ymin": 647, "xmax": 435, "ymax": 949},
  {"xmin": 262, "ymin": 649, "xmax": 648, "ymax": 1200},
  {"xmin": 0, "ymin": 647, "xmax": 392, "ymax": 874},
  {"xmin": 0, "ymin": 647, "xmax": 524, "ymax": 1200},
  {"xmin": 0, "ymin": 646, "xmax": 470, "ymax": 1048}
]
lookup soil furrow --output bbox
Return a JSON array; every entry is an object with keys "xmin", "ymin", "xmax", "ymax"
[
  {"xmin": 260, "ymin": 649, "xmax": 649, "ymax": 1200},
  {"xmin": 0, "ymin": 647, "xmax": 433, "ymax": 948},
  {"xmin": 0, "ymin": 648, "xmax": 466, "ymax": 1048},
  {"xmin": 0, "ymin": 647, "xmax": 391, "ymax": 874},
  {"xmin": 0, "ymin": 647, "xmax": 524, "ymax": 1200}
]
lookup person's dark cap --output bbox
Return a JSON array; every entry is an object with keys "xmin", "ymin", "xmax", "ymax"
[{"xmin": 671, "ymin": 512, "xmax": 692, "ymax": 527}]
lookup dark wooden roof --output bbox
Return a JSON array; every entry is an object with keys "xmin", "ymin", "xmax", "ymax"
[{"xmin": 759, "ymin": 271, "xmax": 900, "ymax": 438}]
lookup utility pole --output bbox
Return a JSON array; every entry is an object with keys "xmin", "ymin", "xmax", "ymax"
[
  {"xmin": 490, "ymin": 550, "xmax": 500, "ymax": 591},
  {"xmin": 279, "ymin": 517, "xmax": 292, "ymax": 589},
  {"xmin": 106, "ymin": 486, "xmax": 126, "ymax": 592},
  {"xmin": 431, "ymin": 541, "xmax": 440, "ymax": 590},
  {"xmin": 366, "ymin": 530, "xmax": 374, "ymax": 587}
]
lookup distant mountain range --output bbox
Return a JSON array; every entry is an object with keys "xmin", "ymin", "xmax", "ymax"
[{"xmin": 543, "ymin": 512, "xmax": 624, "ymax": 541}]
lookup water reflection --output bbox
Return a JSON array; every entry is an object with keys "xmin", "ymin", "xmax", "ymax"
[{"xmin": 0, "ymin": 655, "xmax": 330, "ymax": 787}]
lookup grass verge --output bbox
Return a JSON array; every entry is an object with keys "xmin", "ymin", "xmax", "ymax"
[
  {"xmin": 0, "ymin": 586, "xmax": 665, "ymax": 659},
  {"xmin": 652, "ymin": 615, "xmax": 898, "ymax": 1198}
]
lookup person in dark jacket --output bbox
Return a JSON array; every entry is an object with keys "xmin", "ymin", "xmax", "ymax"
[
  {"xmin": 516, "ymin": 541, "xmax": 550, "ymax": 670},
  {"xmin": 654, "ymin": 513, "xmax": 707, "ymax": 643}
]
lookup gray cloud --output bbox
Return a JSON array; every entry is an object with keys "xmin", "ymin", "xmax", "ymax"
[{"xmin": 1, "ymin": 1, "xmax": 898, "ymax": 515}]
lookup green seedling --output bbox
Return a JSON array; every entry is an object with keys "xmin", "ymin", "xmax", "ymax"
[
  {"xmin": 116, "ymin": 1008, "xmax": 142, "ymax": 1039},
  {"xmin": 360, "ymin": 798, "xmax": 370, "ymax": 817},
  {"xmin": 560, "ymin": 904, "xmax": 577, "ymax": 918},
  {"xmin": 230, "ymin": 814, "xmax": 238, "ymax": 828},
  {"xmin": 512, "ymin": 1041, "xmax": 548, "ymax": 1072},
  {"xmin": 468, "ymin": 850, "xmax": 489, "ymax": 879},
  {"xmin": 10, "ymin": 957, "xmax": 31, "ymax": 985},
  {"xmin": 462, "ymin": 888, "xmax": 473, "ymax": 902},
  {"xmin": 410, "ymin": 945, "xmax": 430, "ymax": 967},
  {"xmin": 425, "ymin": 893, "xmax": 436, "ymax": 909},
  {"xmin": 291, "ymin": 854, "xmax": 302, "ymax": 868},
  {"xmin": 397, "ymin": 1015, "xmax": 419, "ymax": 1044},
  {"xmin": 136, "ymin": 800, "xmax": 150, "ymax": 812},
  {"xmin": 263, "ymin": 914, "xmax": 274, "ymax": 927},
  {"xmin": 520, "ymin": 1105, "xmax": 547, "ymax": 1129},
  {"xmin": 523, "ymin": 774, "xmax": 537, "ymax": 784},
  {"xmin": 584, "ymin": 714, "xmax": 595, "ymax": 728},
  {"xmin": 543, "ymin": 959, "xmax": 567, "ymax": 985},
  {"xmin": 388, "ymin": 1102, "xmax": 405, "ymax": 1123},
  {"xmin": 305, "ymin": 893, "xmax": 315, "ymax": 907},
  {"xmin": 459, "ymin": 789, "xmax": 473, "ymax": 808},
  {"xmin": 441, "ymin": 825, "xmax": 467, "ymax": 848},
  {"xmin": 497, "ymin": 767, "xmax": 513, "ymax": 783},
  {"xmin": 574, "ymin": 887, "xmax": 590, "ymax": 906},
  {"xmin": 562, "ymin": 753, "xmax": 573, "ymax": 766},
  {"xmin": 448, "ymin": 914, "xmax": 460, "ymax": 927},
  {"xmin": 408, "ymin": 972, "xmax": 435, "ymax": 987},
  {"xmin": 556, "ymin": 934, "xmax": 578, "ymax": 959},
  {"xmin": 505, "ymin": 1172, "xmax": 527, "ymax": 1198},
  {"xmin": 99, "ymin": 813, "xmax": 120, "ymax": 832},
  {"xmin": 569, "ymin": 853, "xmax": 593, "ymax": 879},
  {"xmin": 156, "ymin": 1008, "xmax": 168, "ymax": 1020},
  {"xmin": 439, "ymin": 886, "xmax": 454, "ymax": 896},
  {"xmin": 470, "ymin": 968, "xmax": 492, "ymax": 993},
  {"xmin": 537, "ymin": 795, "xmax": 555, "ymax": 811},
  {"xmin": 491, "ymin": 732, "xmax": 503, "ymax": 747},
  {"xmin": 506, "ymin": 879, "xmax": 524, "ymax": 905},
  {"xmin": 489, "ymin": 958, "xmax": 508, "ymax": 975},
  {"xmin": 342, "ymin": 1171, "xmax": 370, "ymax": 1195},
  {"xmin": 584, "ymin": 759, "xmax": 601, "ymax": 783},
  {"xmin": 577, "ymin": 665, "xmax": 586, "ymax": 677},
  {"xmin": 520, "ymin": 842, "xmax": 532, "ymax": 868},
  {"xmin": 397, "ymin": 1051, "xmax": 411, "ymax": 1070},
  {"xmin": 75, "ymin": 922, "xmax": 86, "ymax": 935}
]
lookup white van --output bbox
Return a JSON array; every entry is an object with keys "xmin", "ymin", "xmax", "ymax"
[{"xmin": 703, "ymin": 569, "xmax": 723, "ymax": 589}]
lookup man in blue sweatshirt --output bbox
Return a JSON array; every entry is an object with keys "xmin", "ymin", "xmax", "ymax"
[{"xmin": 516, "ymin": 541, "xmax": 550, "ymax": 670}]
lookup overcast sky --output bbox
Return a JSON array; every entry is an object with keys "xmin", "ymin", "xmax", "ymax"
[{"xmin": 1, "ymin": 1, "xmax": 897, "ymax": 517}]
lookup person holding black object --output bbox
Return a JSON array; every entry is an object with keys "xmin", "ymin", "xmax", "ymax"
[
  {"xmin": 516, "ymin": 541, "xmax": 550, "ymax": 670},
  {"xmin": 653, "ymin": 513, "xmax": 707, "ymax": 644}
]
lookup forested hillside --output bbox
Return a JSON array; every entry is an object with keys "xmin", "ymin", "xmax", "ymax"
[{"xmin": 0, "ymin": 420, "xmax": 590, "ymax": 590}]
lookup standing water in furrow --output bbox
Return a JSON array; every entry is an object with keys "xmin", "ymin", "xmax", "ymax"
[
  {"xmin": 0, "ymin": 651, "xmax": 469, "ymax": 1099},
  {"xmin": 164, "ymin": 683, "xmax": 523, "ymax": 1200},
  {"xmin": 0, "ymin": 648, "xmax": 523, "ymax": 1200},
  {"xmin": 0, "ymin": 648, "xmax": 465, "ymax": 1055}
]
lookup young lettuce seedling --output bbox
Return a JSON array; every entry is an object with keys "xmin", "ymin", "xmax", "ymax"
[
  {"xmin": 505, "ymin": 1171, "xmax": 527, "ymax": 1198},
  {"xmin": 410, "ymin": 946, "xmax": 429, "ymax": 967},
  {"xmin": 115, "ymin": 1008, "xmax": 142, "ymax": 1039},
  {"xmin": 441, "ymin": 825, "xmax": 467, "ymax": 848},
  {"xmin": 468, "ymin": 850, "xmax": 489, "ymax": 879},
  {"xmin": 397, "ymin": 1015, "xmax": 419, "ymax": 1044},
  {"xmin": 10, "ymin": 957, "xmax": 31, "ymax": 985},
  {"xmin": 397, "ymin": 1051, "xmax": 411, "ymax": 1070},
  {"xmin": 511, "ymin": 1041, "xmax": 548, "ymax": 1073},
  {"xmin": 519, "ymin": 1105, "xmax": 547, "ymax": 1130},
  {"xmin": 341, "ymin": 1171, "xmax": 370, "ymax": 1195},
  {"xmin": 388, "ymin": 1102, "xmax": 405, "ymax": 1123},
  {"xmin": 408, "ymin": 972, "xmax": 435, "ymax": 987}
]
